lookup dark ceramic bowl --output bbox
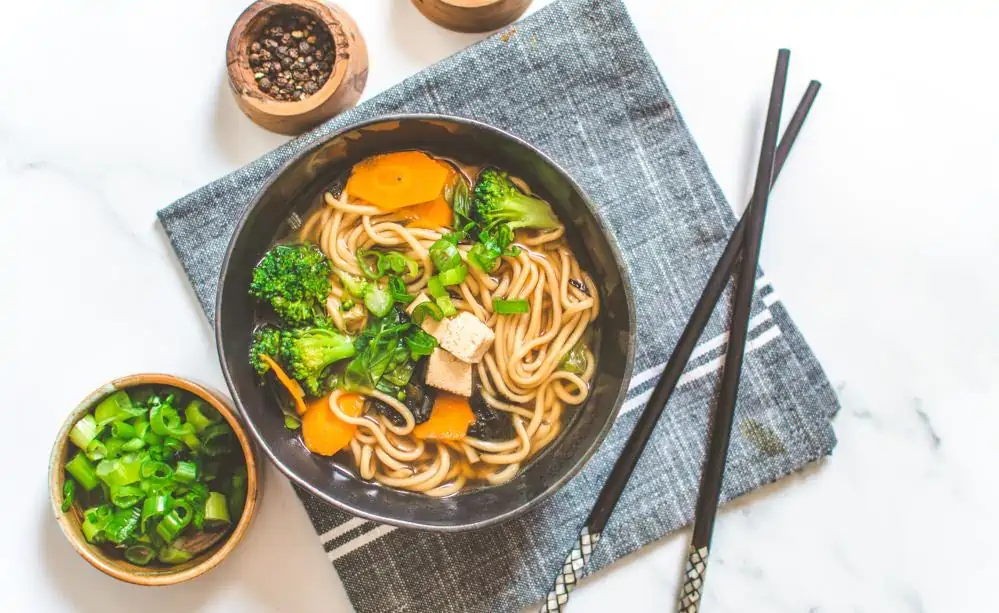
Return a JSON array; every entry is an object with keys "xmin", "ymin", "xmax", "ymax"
[{"xmin": 216, "ymin": 115, "xmax": 635, "ymax": 531}]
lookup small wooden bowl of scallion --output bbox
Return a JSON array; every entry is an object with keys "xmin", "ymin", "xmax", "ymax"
[{"xmin": 48, "ymin": 374, "xmax": 259, "ymax": 585}]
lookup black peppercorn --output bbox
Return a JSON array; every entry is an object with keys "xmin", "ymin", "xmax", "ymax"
[{"xmin": 247, "ymin": 9, "xmax": 336, "ymax": 102}]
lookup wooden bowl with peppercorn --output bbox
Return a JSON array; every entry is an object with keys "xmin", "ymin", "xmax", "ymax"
[
  {"xmin": 48, "ymin": 373, "xmax": 260, "ymax": 586},
  {"xmin": 226, "ymin": 0, "xmax": 368, "ymax": 135}
]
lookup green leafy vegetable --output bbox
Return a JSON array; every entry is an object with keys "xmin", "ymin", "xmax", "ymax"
[{"xmin": 560, "ymin": 340, "xmax": 589, "ymax": 375}]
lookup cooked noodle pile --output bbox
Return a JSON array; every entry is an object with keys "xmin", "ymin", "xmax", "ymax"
[{"xmin": 296, "ymin": 186, "xmax": 599, "ymax": 496}]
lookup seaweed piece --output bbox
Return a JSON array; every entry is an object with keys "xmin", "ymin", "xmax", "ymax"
[{"xmin": 467, "ymin": 390, "xmax": 515, "ymax": 441}]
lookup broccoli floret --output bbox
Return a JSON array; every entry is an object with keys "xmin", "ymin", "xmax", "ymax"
[
  {"xmin": 472, "ymin": 168, "xmax": 560, "ymax": 231},
  {"xmin": 249, "ymin": 325, "xmax": 281, "ymax": 375},
  {"xmin": 249, "ymin": 243, "xmax": 331, "ymax": 325},
  {"xmin": 279, "ymin": 325, "xmax": 356, "ymax": 396}
]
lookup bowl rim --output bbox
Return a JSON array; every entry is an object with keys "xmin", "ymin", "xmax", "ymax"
[
  {"xmin": 215, "ymin": 113, "xmax": 636, "ymax": 531},
  {"xmin": 48, "ymin": 373, "xmax": 260, "ymax": 586}
]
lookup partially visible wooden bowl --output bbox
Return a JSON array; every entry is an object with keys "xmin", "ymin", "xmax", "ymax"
[
  {"xmin": 411, "ymin": 0, "xmax": 532, "ymax": 33},
  {"xmin": 226, "ymin": 0, "xmax": 368, "ymax": 135},
  {"xmin": 48, "ymin": 374, "xmax": 260, "ymax": 586}
]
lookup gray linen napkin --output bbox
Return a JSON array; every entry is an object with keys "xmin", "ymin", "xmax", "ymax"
[{"xmin": 158, "ymin": 0, "xmax": 839, "ymax": 611}]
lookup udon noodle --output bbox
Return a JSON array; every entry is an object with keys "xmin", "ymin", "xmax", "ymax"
[{"xmin": 293, "ymin": 173, "xmax": 599, "ymax": 496}]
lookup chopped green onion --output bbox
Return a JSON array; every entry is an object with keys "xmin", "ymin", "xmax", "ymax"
[
  {"xmin": 140, "ymin": 460, "xmax": 174, "ymax": 482},
  {"xmin": 493, "ymin": 298, "xmax": 530, "ymax": 314},
  {"xmin": 335, "ymin": 269, "xmax": 369, "ymax": 297},
  {"xmin": 162, "ymin": 436, "xmax": 184, "ymax": 456},
  {"xmin": 436, "ymin": 294, "xmax": 457, "ymax": 317},
  {"xmin": 184, "ymin": 399, "xmax": 220, "ymax": 433},
  {"xmin": 140, "ymin": 494, "xmax": 172, "ymax": 534},
  {"xmin": 103, "ymin": 438, "xmax": 125, "ymax": 459},
  {"xmin": 109, "ymin": 484, "xmax": 145, "ymax": 509},
  {"xmin": 203, "ymin": 492, "xmax": 231, "ymax": 529},
  {"xmin": 124, "ymin": 543, "xmax": 156, "ymax": 566},
  {"xmin": 363, "ymin": 284, "xmax": 393, "ymax": 317},
  {"xmin": 105, "ymin": 506, "xmax": 141, "ymax": 545},
  {"xmin": 438, "ymin": 263, "xmax": 468, "ymax": 286},
  {"xmin": 69, "ymin": 414, "xmax": 99, "ymax": 450},
  {"xmin": 427, "ymin": 276, "xmax": 457, "ymax": 316},
  {"xmin": 427, "ymin": 275, "xmax": 446, "ymax": 299},
  {"xmin": 96, "ymin": 454, "xmax": 142, "ymax": 487},
  {"xmin": 81, "ymin": 505, "xmax": 112, "ymax": 543},
  {"xmin": 65, "ymin": 452, "xmax": 100, "ymax": 491},
  {"xmin": 410, "ymin": 300, "xmax": 444, "ymax": 324},
  {"xmin": 341, "ymin": 299, "xmax": 355, "ymax": 311},
  {"xmin": 94, "ymin": 391, "xmax": 142, "ymax": 427},
  {"xmin": 132, "ymin": 418, "xmax": 150, "ymax": 438},
  {"xmin": 111, "ymin": 421, "xmax": 136, "ymax": 440},
  {"xmin": 150, "ymin": 403, "xmax": 194, "ymax": 439},
  {"xmin": 429, "ymin": 237, "xmax": 462, "ymax": 272},
  {"xmin": 142, "ymin": 428, "xmax": 163, "ymax": 446},
  {"xmin": 85, "ymin": 439, "xmax": 109, "ymax": 462},
  {"xmin": 356, "ymin": 248, "xmax": 384, "ymax": 279},
  {"xmin": 174, "ymin": 461, "xmax": 198, "ymax": 484},
  {"xmin": 156, "ymin": 501, "xmax": 193, "ymax": 543},
  {"xmin": 180, "ymin": 430, "xmax": 203, "ymax": 451},
  {"xmin": 200, "ymin": 423, "xmax": 236, "ymax": 457},
  {"xmin": 61, "ymin": 479, "xmax": 77, "ymax": 512},
  {"xmin": 201, "ymin": 461, "xmax": 220, "ymax": 482},
  {"xmin": 157, "ymin": 546, "xmax": 193, "ymax": 565},
  {"xmin": 228, "ymin": 468, "xmax": 248, "ymax": 521},
  {"xmin": 284, "ymin": 414, "xmax": 301, "ymax": 430},
  {"xmin": 121, "ymin": 437, "xmax": 146, "ymax": 452}
]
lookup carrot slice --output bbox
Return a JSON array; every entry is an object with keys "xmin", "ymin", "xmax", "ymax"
[
  {"xmin": 302, "ymin": 392, "xmax": 366, "ymax": 456},
  {"xmin": 398, "ymin": 194, "xmax": 454, "ymax": 230},
  {"xmin": 413, "ymin": 393, "xmax": 475, "ymax": 441},
  {"xmin": 259, "ymin": 354, "xmax": 307, "ymax": 416},
  {"xmin": 346, "ymin": 151, "xmax": 451, "ymax": 211}
]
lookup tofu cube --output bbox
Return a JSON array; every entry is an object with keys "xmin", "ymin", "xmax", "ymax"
[
  {"xmin": 439, "ymin": 311, "xmax": 495, "ymax": 364},
  {"xmin": 425, "ymin": 348, "xmax": 472, "ymax": 397},
  {"xmin": 406, "ymin": 293, "xmax": 448, "ymax": 342}
]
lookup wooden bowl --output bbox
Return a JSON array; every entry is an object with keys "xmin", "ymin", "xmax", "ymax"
[
  {"xmin": 48, "ymin": 374, "xmax": 260, "ymax": 586},
  {"xmin": 410, "ymin": 0, "xmax": 532, "ymax": 33},
  {"xmin": 226, "ymin": 0, "xmax": 368, "ymax": 135}
]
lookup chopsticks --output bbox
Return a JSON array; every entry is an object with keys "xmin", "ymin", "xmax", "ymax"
[
  {"xmin": 677, "ymin": 48, "xmax": 790, "ymax": 613},
  {"xmin": 538, "ymin": 52, "xmax": 818, "ymax": 613}
]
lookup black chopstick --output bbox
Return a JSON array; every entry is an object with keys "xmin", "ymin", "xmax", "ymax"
[
  {"xmin": 538, "ymin": 63, "xmax": 818, "ymax": 613},
  {"xmin": 677, "ymin": 48, "xmax": 791, "ymax": 613}
]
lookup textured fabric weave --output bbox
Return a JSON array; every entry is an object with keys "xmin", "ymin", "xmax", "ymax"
[{"xmin": 158, "ymin": 1, "xmax": 838, "ymax": 611}]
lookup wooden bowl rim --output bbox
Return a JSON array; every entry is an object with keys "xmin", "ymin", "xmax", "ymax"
[
  {"xmin": 226, "ymin": 0, "xmax": 350, "ymax": 119},
  {"xmin": 48, "ymin": 373, "xmax": 260, "ymax": 586}
]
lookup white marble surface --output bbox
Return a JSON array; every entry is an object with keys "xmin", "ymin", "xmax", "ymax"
[{"xmin": 2, "ymin": 1, "xmax": 997, "ymax": 611}]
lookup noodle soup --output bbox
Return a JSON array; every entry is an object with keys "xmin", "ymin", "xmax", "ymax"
[{"xmin": 247, "ymin": 150, "xmax": 598, "ymax": 496}]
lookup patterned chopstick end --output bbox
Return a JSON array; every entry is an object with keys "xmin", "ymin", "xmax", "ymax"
[
  {"xmin": 539, "ymin": 527, "xmax": 602, "ymax": 612},
  {"xmin": 677, "ymin": 545, "xmax": 710, "ymax": 613}
]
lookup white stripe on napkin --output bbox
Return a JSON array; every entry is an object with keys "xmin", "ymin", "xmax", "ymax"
[
  {"xmin": 627, "ymin": 309, "xmax": 774, "ymax": 392},
  {"xmin": 318, "ymin": 517, "xmax": 367, "ymax": 544},
  {"xmin": 327, "ymin": 524, "xmax": 398, "ymax": 561},
  {"xmin": 618, "ymin": 324, "xmax": 782, "ymax": 417}
]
